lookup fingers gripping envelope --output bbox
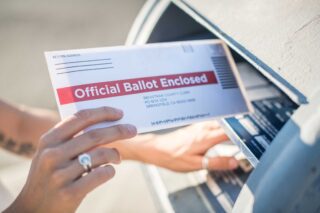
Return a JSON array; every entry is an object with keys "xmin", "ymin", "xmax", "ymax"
[{"xmin": 45, "ymin": 40, "xmax": 253, "ymax": 133}]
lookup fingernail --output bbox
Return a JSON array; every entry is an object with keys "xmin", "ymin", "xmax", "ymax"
[
  {"xmin": 104, "ymin": 166, "xmax": 116, "ymax": 178},
  {"xmin": 114, "ymin": 108, "xmax": 123, "ymax": 116},
  {"xmin": 124, "ymin": 124, "xmax": 137, "ymax": 135},
  {"xmin": 229, "ymin": 159, "xmax": 239, "ymax": 169}
]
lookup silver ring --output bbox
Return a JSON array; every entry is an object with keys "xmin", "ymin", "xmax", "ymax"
[
  {"xmin": 202, "ymin": 156, "xmax": 209, "ymax": 170},
  {"xmin": 78, "ymin": 153, "xmax": 92, "ymax": 173}
]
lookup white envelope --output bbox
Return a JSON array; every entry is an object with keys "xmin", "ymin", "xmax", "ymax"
[{"xmin": 45, "ymin": 40, "xmax": 253, "ymax": 133}]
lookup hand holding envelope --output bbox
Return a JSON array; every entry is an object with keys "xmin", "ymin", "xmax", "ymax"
[
  {"xmin": 4, "ymin": 107, "xmax": 137, "ymax": 213},
  {"xmin": 5, "ymin": 40, "xmax": 250, "ymax": 213},
  {"xmin": 4, "ymin": 31, "xmax": 252, "ymax": 213}
]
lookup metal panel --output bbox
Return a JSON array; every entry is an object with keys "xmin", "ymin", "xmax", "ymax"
[{"xmin": 174, "ymin": 0, "xmax": 320, "ymax": 102}]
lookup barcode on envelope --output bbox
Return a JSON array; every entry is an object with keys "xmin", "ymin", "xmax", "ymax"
[{"xmin": 211, "ymin": 56, "xmax": 238, "ymax": 89}]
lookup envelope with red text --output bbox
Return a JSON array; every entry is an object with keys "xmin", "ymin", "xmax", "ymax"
[{"xmin": 45, "ymin": 40, "xmax": 253, "ymax": 133}]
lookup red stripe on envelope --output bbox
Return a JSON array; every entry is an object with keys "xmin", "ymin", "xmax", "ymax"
[{"xmin": 57, "ymin": 71, "xmax": 217, "ymax": 105}]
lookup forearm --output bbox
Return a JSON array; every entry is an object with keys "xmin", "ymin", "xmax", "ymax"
[
  {"xmin": 0, "ymin": 100, "xmax": 59, "ymax": 158},
  {"xmin": 18, "ymin": 105, "xmax": 60, "ymax": 145}
]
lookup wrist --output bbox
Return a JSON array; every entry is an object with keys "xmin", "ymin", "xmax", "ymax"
[
  {"xmin": 109, "ymin": 140, "xmax": 138, "ymax": 160},
  {"xmin": 126, "ymin": 133, "xmax": 172, "ymax": 167},
  {"xmin": 4, "ymin": 197, "xmax": 33, "ymax": 213},
  {"xmin": 107, "ymin": 134, "xmax": 157, "ymax": 162}
]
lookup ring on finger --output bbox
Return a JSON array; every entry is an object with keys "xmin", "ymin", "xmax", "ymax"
[{"xmin": 78, "ymin": 153, "xmax": 92, "ymax": 173}]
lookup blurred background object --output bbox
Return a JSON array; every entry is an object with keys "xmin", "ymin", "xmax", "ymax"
[
  {"xmin": 0, "ymin": 1, "xmax": 160, "ymax": 212},
  {"xmin": 0, "ymin": 0, "xmax": 144, "ymax": 108}
]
